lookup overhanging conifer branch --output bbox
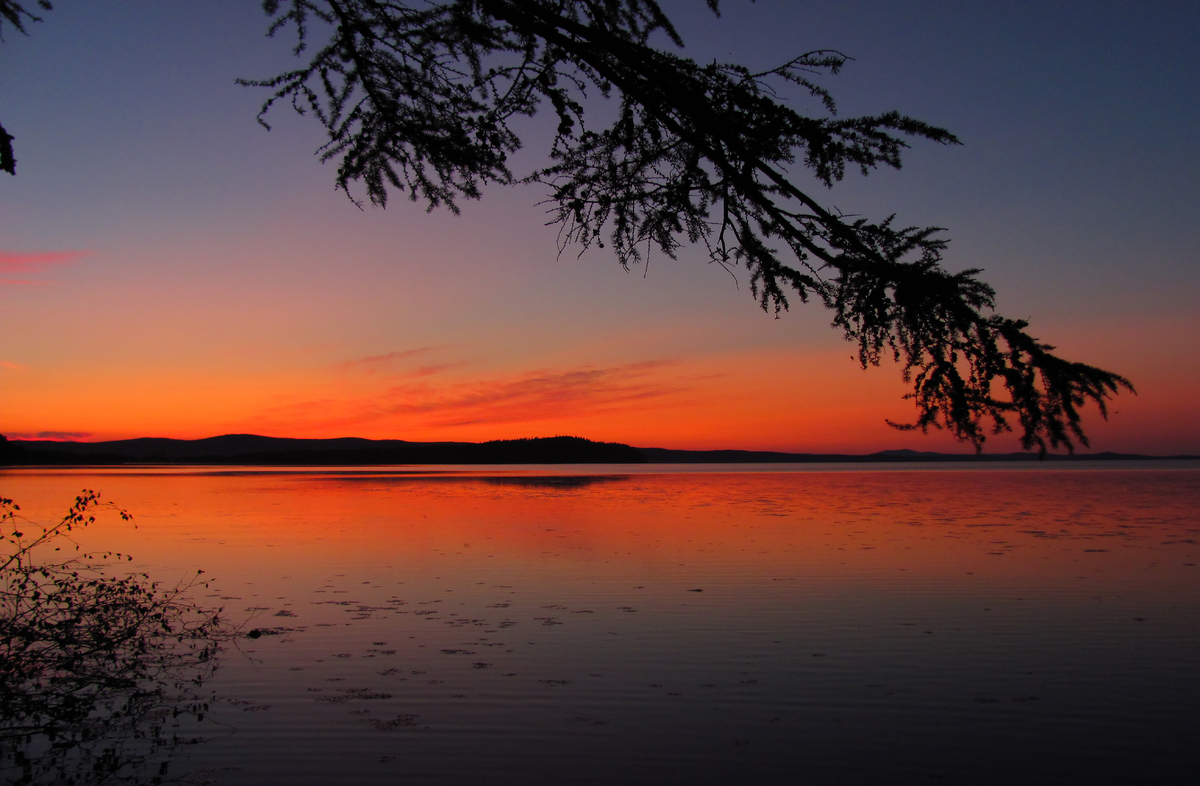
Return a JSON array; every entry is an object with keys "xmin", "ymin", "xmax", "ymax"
[{"xmin": 245, "ymin": 0, "xmax": 1133, "ymax": 453}]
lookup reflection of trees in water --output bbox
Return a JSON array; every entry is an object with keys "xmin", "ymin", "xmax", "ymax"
[
  {"xmin": 1, "ymin": 492, "xmax": 231, "ymax": 785},
  {"xmin": 482, "ymin": 475, "xmax": 629, "ymax": 490}
]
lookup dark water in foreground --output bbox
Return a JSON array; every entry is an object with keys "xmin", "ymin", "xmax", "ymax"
[{"xmin": 4, "ymin": 464, "xmax": 1199, "ymax": 784}]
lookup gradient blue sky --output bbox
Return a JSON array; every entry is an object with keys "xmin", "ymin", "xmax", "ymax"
[{"xmin": 2, "ymin": 1, "xmax": 1198, "ymax": 452}]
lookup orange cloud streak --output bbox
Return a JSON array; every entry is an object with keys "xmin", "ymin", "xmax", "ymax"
[{"xmin": 245, "ymin": 359, "xmax": 686, "ymax": 435}]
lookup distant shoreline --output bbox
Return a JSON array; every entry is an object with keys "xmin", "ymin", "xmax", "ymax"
[{"xmin": 2, "ymin": 434, "xmax": 1195, "ymax": 466}]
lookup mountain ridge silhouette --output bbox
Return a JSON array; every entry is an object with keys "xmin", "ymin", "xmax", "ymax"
[{"xmin": 2, "ymin": 434, "xmax": 1192, "ymax": 465}]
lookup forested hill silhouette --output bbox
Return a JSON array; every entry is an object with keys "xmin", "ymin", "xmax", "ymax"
[
  {"xmin": 1, "ymin": 434, "xmax": 1190, "ymax": 466},
  {"xmin": 1, "ymin": 434, "xmax": 646, "ymax": 465}
]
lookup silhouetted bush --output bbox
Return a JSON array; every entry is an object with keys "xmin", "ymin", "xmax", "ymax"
[{"xmin": 1, "ymin": 492, "xmax": 230, "ymax": 785}]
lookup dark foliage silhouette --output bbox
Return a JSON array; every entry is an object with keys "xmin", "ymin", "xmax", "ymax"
[
  {"xmin": 2, "ymin": 1, "xmax": 1133, "ymax": 452},
  {"xmin": 0, "ymin": 1, "xmax": 51, "ymax": 174},
  {"xmin": 0, "ymin": 492, "xmax": 229, "ymax": 785}
]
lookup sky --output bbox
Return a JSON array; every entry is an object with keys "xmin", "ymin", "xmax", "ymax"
[{"xmin": 1, "ymin": 0, "xmax": 1198, "ymax": 454}]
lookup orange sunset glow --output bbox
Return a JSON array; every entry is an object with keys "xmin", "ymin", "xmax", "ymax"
[
  {"xmin": 3, "ymin": 315, "xmax": 1197, "ymax": 453},
  {"xmin": 3, "ymin": 3, "xmax": 1198, "ymax": 455}
]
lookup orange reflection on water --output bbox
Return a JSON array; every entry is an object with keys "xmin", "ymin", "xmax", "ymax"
[
  {"xmin": 6, "ymin": 465, "xmax": 1198, "ymax": 786},
  {"xmin": 4, "ymin": 466, "xmax": 1197, "ymax": 598}
]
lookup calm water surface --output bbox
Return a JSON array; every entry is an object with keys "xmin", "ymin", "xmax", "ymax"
[{"xmin": 4, "ymin": 464, "xmax": 1199, "ymax": 784}]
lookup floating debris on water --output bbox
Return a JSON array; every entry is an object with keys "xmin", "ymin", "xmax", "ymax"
[
  {"xmin": 315, "ymin": 689, "xmax": 393, "ymax": 704},
  {"xmin": 365, "ymin": 714, "xmax": 420, "ymax": 731}
]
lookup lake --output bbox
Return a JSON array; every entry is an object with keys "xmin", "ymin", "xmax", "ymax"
[{"xmin": 3, "ymin": 463, "xmax": 1198, "ymax": 784}]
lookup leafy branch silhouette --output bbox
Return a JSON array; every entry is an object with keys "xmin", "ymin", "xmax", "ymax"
[
  {"xmin": 0, "ymin": 0, "xmax": 52, "ymax": 174},
  {"xmin": 1, "ymin": 492, "xmax": 231, "ymax": 785}
]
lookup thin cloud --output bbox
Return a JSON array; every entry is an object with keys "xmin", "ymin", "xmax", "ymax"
[
  {"xmin": 334, "ymin": 346, "xmax": 441, "ymax": 371},
  {"xmin": 0, "ymin": 361, "xmax": 26, "ymax": 371},
  {"xmin": 380, "ymin": 361, "xmax": 681, "ymax": 428},
  {"xmin": 397, "ymin": 363, "xmax": 462, "ymax": 379},
  {"xmin": 0, "ymin": 250, "xmax": 88, "ymax": 285},
  {"xmin": 6, "ymin": 431, "xmax": 94, "ymax": 440},
  {"xmin": 244, "ymin": 359, "xmax": 686, "ymax": 433}
]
